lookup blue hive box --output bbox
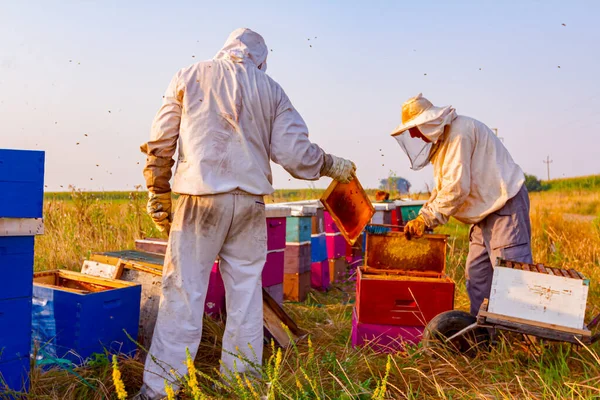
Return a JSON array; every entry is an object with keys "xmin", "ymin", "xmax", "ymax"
[
  {"xmin": 0, "ymin": 236, "xmax": 35, "ymax": 301},
  {"xmin": 310, "ymin": 233, "xmax": 328, "ymax": 262},
  {"xmin": 286, "ymin": 216, "xmax": 312, "ymax": 243},
  {"xmin": 0, "ymin": 150, "xmax": 45, "ymax": 219},
  {"xmin": 32, "ymin": 270, "xmax": 141, "ymax": 364}
]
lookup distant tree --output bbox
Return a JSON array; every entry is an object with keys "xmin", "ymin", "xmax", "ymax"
[
  {"xmin": 524, "ymin": 173, "xmax": 543, "ymax": 192},
  {"xmin": 379, "ymin": 174, "xmax": 411, "ymax": 196}
]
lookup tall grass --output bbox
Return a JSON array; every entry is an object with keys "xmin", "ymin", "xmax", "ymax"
[
  {"xmin": 22, "ymin": 189, "xmax": 600, "ymax": 399},
  {"xmin": 543, "ymin": 174, "xmax": 600, "ymax": 192}
]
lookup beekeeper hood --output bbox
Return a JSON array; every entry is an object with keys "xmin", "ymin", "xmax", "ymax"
[
  {"xmin": 214, "ymin": 28, "xmax": 269, "ymax": 72},
  {"xmin": 391, "ymin": 94, "xmax": 457, "ymax": 170}
]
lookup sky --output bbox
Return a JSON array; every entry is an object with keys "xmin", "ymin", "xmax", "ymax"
[{"xmin": 1, "ymin": 0, "xmax": 599, "ymax": 193}]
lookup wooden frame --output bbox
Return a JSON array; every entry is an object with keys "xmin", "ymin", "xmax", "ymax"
[{"xmin": 320, "ymin": 176, "xmax": 375, "ymax": 246}]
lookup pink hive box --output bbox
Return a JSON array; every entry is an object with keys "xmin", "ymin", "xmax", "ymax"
[
  {"xmin": 310, "ymin": 259, "xmax": 330, "ymax": 291},
  {"xmin": 351, "ymin": 308, "xmax": 423, "ymax": 353},
  {"xmin": 266, "ymin": 205, "xmax": 291, "ymax": 252},
  {"xmin": 262, "ymin": 250, "xmax": 285, "ymax": 287},
  {"xmin": 326, "ymin": 233, "xmax": 347, "ymax": 259},
  {"xmin": 204, "ymin": 261, "xmax": 225, "ymax": 317},
  {"xmin": 324, "ymin": 211, "xmax": 340, "ymax": 234}
]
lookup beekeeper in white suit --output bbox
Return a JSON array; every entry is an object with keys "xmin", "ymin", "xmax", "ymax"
[
  {"xmin": 392, "ymin": 94, "xmax": 532, "ymax": 317},
  {"xmin": 137, "ymin": 28, "xmax": 355, "ymax": 399}
]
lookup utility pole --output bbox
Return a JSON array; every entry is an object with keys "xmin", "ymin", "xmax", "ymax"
[
  {"xmin": 492, "ymin": 128, "xmax": 504, "ymax": 142},
  {"xmin": 543, "ymin": 155, "xmax": 553, "ymax": 181}
]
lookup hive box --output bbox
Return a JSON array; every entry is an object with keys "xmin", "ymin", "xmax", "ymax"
[
  {"xmin": 311, "ymin": 233, "xmax": 327, "ymax": 263},
  {"xmin": 0, "ymin": 297, "xmax": 32, "ymax": 363},
  {"xmin": 0, "ymin": 236, "xmax": 35, "ymax": 301},
  {"xmin": 262, "ymin": 250, "xmax": 285, "ymax": 287},
  {"xmin": 326, "ymin": 233, "xmax": 347, "ymax": 260},
  {"xmin": 371, "ymin": 203, "xmax": 395, "ymax": 225},
  {"xmin": 286, "ymin": 216, "xmax": 312, "ymax": 243},
  {"xmin": 90, "ymin": 251, "xmax": 223, "ymax": 349},
  {"xmin": 356, "ymin": 232, "xmax": 454, "ymax": 326},
  {"xmin": 0, "ymin": 357, "xmax": 30, "ymax": 395},
  {"xmin": 394, "ymin": 200, "xmax": 426, "ymax": 226},
  {"xmin": 283, "ymin": 271, "xmax": 311, "ymax": 302},
  {"xmin": 0, "ymin": 149, "xmax": 45, "ymax": 219},
  {"xmin": 324, "ymin": 211, "xmax": 339, "ymax": 234},
  {"xmin": 329, "ymin": 257, "xmax": 347, "ymax": 283},
  {"xmin": 266, "ymin": 205, "xmax": 291, "ymax": 251},
  {"xmin": 284, "ymin": 243, "xmax": 311, "ymax": 274},
  {"xmin": 351, "ymin": 307, "xmax": 423, "ymax": 353},
  {"xmin": 32, "ymin": 270, "xmax": 141, "ymax": 364},
  {"xmin": 311, "ymin": 259, "xmax": 330, "ymax": 291},
  {"xmin": 488, "ymin": 262, "xmax": 589, "ymax": 330}
]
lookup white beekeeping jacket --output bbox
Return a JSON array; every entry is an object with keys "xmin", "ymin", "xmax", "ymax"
[
  {"xmin": 419, "ymin": 115, "xmax": 525, "ymax": 227},
  {"xmin": 141, "ymin": 28, "xmax": 326, "ymax": 196}
]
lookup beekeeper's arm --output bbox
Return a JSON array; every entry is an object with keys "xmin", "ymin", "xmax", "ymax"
[
  {"xmin": 139, "ymin": 70, "xmax": 183, "ymax": 233},
  {"xmin": 419, "ymin": 134, "xmax": 473, "ymax": 229},
  {"xmin": 270, "ymin": 90, "xmax": 355, "ymax": 183}
]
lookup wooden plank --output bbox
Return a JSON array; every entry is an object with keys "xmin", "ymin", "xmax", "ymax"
[
  {"xmin": 559, "ymin": 269, "xmax": 571, "ymax": 278},
  {"xmin": 568, "ymin": 269, "xmax": 580, "ymax": 280},
  {"xmin": 0, "ymin": 218, "xmax": 44, "ymax": 236},
  {"xmin": 479, "ymin": 309, "xmax": 591, "ymax": 337},
  {"xmin": 263, "ymin": 288, "xmax": 306, "ymax": 348},
  {"xmin": 90, "ymin": 253, "xmax": 163, "ymax": 274},
  {"xmin": 536, "ymin": 264, "xmax": 547, "ymax": 274},
  {"xmin": 362, "ymin": 266, "xmax": 442, "ymax": 279},
  {"xmin": 81, "ymin": 260, "xmax": 124, "ymax": 279},
  {"xmin": 90, "ymin": 250, "xmax": 165, "ymax": 271},
  {"xmin": 33, "ymin": 282, "xmax": 89, "ymax": 294},
  {"xmin": 37, "ymin": 269, "xmax": 137, "ymax": 288}
]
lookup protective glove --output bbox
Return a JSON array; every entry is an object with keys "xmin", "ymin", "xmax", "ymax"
[
  {"xmin": 147, "ymin": 191, "xmax": 172, "ymax": 234},
  {"xmin": 321, "ymin": 154, "xmax": 357, "ymax": 184},
  {"xmin": 404, "ymin": 215, "xmax": 427, "ymax": 240}
]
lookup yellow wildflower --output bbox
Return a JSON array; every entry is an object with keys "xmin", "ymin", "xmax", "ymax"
[
  {"xmin": 186, "ymin": 348, "xmax": 202, "ymax": 400},
  {"xmin": 111, "ymin": 355, "xmax": 128, "ymax": 400},
  {"xmin": 164, "ymin": 379, "xmax": 176, "ymax": 400}
]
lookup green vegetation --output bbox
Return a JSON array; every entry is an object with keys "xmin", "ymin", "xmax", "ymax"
[{"xmin": 543, "ymin": 174, "xmax": 600, "ymax": 192}]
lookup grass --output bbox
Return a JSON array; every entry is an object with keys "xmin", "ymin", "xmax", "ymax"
[
  {"xmin": 543, "ymin": 175, "xmax": 600, "ymax": 193},
  {"xmin": 11, "ymin": 187, "xmax": 600, "ymax": 399}
]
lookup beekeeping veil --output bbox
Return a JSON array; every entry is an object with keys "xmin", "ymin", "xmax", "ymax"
[{"xmin": 391, "ymin": 94, "xmax": 457, "ymax": 170}]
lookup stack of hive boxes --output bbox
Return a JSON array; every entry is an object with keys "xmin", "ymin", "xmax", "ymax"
[
  {"xmin": 263, "ymin": 205, "xmax": 292, "ymax": 304},
  {"xmin": 0, "ymin": 149, "xmax": 45, "ymax": 393},
  {"xmin": 309, "ymin": 204, "xmax": 329, "ymax": 291},
  {"xmin": 283, "ymin": 205, "xmax": 315, "ymax": 301},
  {"xmin": 324, "ymin": 211, "xmax": 347, "ymax": 283},
  {"xmin": 352, "ymin": 231, "xmax": 455, "ymax": 353}
]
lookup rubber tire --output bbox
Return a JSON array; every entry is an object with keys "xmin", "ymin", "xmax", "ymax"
[{"xmin": 423, "ymin": 310, "xmax": 490, "ymax": 356}]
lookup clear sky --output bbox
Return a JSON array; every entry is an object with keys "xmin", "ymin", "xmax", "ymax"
[{"xmin": 1, "ymin": 0, "xmax": 599, "ymax": 192}]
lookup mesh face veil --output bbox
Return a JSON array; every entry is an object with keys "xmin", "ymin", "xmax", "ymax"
[{"xmin": 394, "ymin": 131, "xmax": 435, "ymax": 171}]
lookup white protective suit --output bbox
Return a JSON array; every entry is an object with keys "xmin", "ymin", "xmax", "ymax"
[
  {"xmin": 141, "ymin": 30, "xmax": 327, "ymax": 196},
  {"xmin": 414, "ymin": 113, "xmax": 525, "ymax": 228},
  {"xmin": 139, "ymin": 28, "xmax": 336, "ymax": 399}
]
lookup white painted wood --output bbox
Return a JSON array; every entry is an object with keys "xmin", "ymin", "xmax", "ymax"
[
  {"xmin": 373, "ymin": 203, "xmax": 395, "ymax": 211},
  {"xmin": 265, "ymin": 205, "xmax": 292, "ymax": 218},
  {"xmin": 488, "ymin": 267, "xmax": 589, "ymax": 329},
  {"xmin": 288, "ymin": 205, "xmax": 317, "ymax": 217},
  {"xmin": 394, "ymin": 200, "xmax": 427, "ymax": 206},
  {"xmin": 371, "ymin": 211, "xmax": 385, "ymax": 224},
  {"xmin": 80, "ymin": 260, "xmax": 122, "ymax": 279},
  {"xmin": 0, "ymin": 218, "xmax": 44, "ymax": 236},
  {"xmin": 279, "ymin": 200, "xmax": 323, "ymax": 209}
]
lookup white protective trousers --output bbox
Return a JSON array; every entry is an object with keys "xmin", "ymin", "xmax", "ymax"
[{"xmin": 142, "ymin": 192, "xmax": 267, "ymax": 399}]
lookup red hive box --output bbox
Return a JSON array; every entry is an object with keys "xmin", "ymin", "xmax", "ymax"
[{"xmin": 356, "ymin": 232, "xmax": 454, "ymax": 327}]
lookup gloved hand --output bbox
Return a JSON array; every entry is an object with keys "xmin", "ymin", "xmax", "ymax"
[
  {"xmin": 404, "ymin": 215, "xmax": 427, "ymax": 240},
  {"xmin": 321, "ymin": 154, "xmax": 357, "ymax": 184},
  {"xmin": 147, "ymin": 191, "xmax": 172, "ymax": 234}
]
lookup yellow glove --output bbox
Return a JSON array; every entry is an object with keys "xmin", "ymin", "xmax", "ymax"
[
  {"xmin": 147, "ymin": 191, "xmax": 172, "ymax": 234},
  {"xmin": 404, "ymin": 215, "xmax": 426, "ymax": 240}
]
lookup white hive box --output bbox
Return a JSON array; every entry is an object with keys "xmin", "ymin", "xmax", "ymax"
[{"xmin": 488, "ymin": 261, "xmax": 589, "ymax": 330}]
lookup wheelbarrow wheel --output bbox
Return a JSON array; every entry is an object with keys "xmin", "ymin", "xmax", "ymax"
[{"xmin": 423, "ymin": 310, "xmax": 490, "ymax": 356}]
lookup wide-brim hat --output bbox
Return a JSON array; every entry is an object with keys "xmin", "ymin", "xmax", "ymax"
[{"xmin": 390, "ymin": 93, "xmax": 449, "ymax": 136}]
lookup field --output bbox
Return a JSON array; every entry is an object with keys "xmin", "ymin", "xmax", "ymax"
[{"xmin": 18, "ymin": 182, "xmax": 600, "ymax": 399}]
